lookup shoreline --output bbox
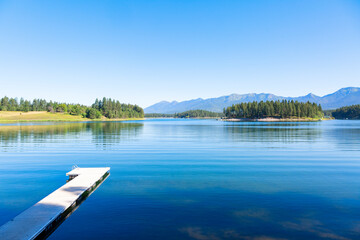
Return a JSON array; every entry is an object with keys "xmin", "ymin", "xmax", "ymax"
[
  {"xmin": 0, "ymin": 111, "xmax": 144, "ymax": 123},
  {"xmin": 0, "ymin": 118, "xmax": 145, "ymax": 123}
]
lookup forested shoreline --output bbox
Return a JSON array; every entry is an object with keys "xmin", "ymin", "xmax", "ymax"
[
  {"xmin": 145, "ymin": 110, "xmax": 223, "ymax": 118},
  {"xmin": 145, "ymin": 113, "xmax": 174, "ymax": 118},
  {"xmin": 174, "ymin": 110, "xmax": 223, "ymax": 118},
  {"xmin": 0, "ymin": 96, "xmax": 144, "ymax": 119},
  {"xmin": 3, "ymin": 96, "xmax": 359, "ymax": 121},
  {"xmin": 224, "ymin": 100, "xmax": 323, "ymax": 119},
  {"xmin": 331, "ymin": 105, "xmax": 360, "ymax": 119}
]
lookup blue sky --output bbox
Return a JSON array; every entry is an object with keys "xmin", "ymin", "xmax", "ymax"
[{"xmin": 0, "ymin": 0, "xmax": 359, "ymax": 107}]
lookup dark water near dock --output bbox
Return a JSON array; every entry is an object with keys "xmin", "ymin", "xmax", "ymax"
[{"xmin": 0, "ymin": 119, "xmax": 360, "ymax": 239}]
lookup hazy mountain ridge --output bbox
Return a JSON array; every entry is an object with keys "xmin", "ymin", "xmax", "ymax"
[{"xmin": 145, "ymin": 87, "xmax": 360, "ymax": 113}]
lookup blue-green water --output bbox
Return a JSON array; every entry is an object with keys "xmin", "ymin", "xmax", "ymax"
[{"xmin": 0, "ymin": 119, "xmax": 360, "ymax": 239}]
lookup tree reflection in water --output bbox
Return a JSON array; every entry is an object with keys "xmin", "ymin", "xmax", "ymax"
[{"xmin": 0, "ymin": 122, "xmax": 143, "ymax": 151}]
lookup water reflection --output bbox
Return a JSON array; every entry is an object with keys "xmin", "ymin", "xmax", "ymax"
[
  {"xmin": 90, "ymin": 122, "xmax": 143, "ymax": 148},
  {"xmin": 324, "ymin": 126, "xmax": 360, "ymax": 151},
  {"xmin": 0, "ymin": 121, "xmax": 348, "ymax": 149},
  {"xmin": 0, "ymin": 123, "xmax": 86, "ymax": 145},
  {"xmin": 224, "ymin": 123, "xmax": 322, "ymax": 143},
  {"xmin": 0, "ymin": 122, "xmax": 143, "ymax": 151}
]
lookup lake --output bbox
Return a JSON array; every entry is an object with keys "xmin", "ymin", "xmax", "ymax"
[{"xmin": 0, "ymin": 119, "xmax": 360, "ymax": 240}]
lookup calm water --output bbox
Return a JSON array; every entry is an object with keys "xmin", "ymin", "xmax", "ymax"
[{"xmin": 0, "ymin": 119, "xmax": 360, "ymax": 240}]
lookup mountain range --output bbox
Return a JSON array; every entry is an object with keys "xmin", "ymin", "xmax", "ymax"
[{"xmin": 145, "ymin": 87, "xmax": 360, "ymax": 113}]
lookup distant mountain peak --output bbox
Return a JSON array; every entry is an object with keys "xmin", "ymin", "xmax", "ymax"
[
  {"xmin": 144, "ymin": 87, "xmax": 360, "ymax": 113},
  {"xmin": 339, "ymin": 87, "xmax": 359, "ymax": 94},
  {"xmin": 304, "ymin": 93, "xmax": 319, "ymax": 98}
]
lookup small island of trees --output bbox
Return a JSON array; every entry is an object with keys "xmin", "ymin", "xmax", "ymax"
[
  {"xmin": 0, "ymin": 96, "xmax": 144, "ymax": 119},
  {"xmin": 224, "ymin": 100, "xmax": 323, "ymax": 119},
  {"xmin": 331, "ymin": 104, "xmax": 360, "ymax": 120}
]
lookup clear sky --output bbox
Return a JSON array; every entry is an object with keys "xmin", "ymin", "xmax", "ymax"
[{"xmin": 0, "ymin": 0, "xmax": 359, "ymax": 107}]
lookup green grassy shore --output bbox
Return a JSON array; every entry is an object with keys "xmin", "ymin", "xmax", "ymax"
[{"xmin": 0, "ymin": 111, "xmax": 144, "ymax": 123}]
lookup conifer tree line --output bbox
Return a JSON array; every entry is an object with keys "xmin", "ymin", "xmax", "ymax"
[
  {"xmin": 224, "ymin": 100, "xmax": 323, "ymax": 119},
  {"xmin": 145, "ymin": 113, "xmax": 174, "ymax": 118},
  {"xmin": 91, "ymin": 98, "xmax": 144, "ymax": 119},
  {"xmin": 0, "ymin": 96, "xmax": 144, "ymax": 119},
  {"xmin": 331, "ymin": 104, "xmax": 360, "ymax": 119},
  {"xmin": 174, "ymin": 110, "xmax": 223, "ymax": 118}
]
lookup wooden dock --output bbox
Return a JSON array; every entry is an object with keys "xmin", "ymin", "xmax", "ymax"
[{"xmin": 0, "ymin": 167, "xmax": 110, "ymax": 240}]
